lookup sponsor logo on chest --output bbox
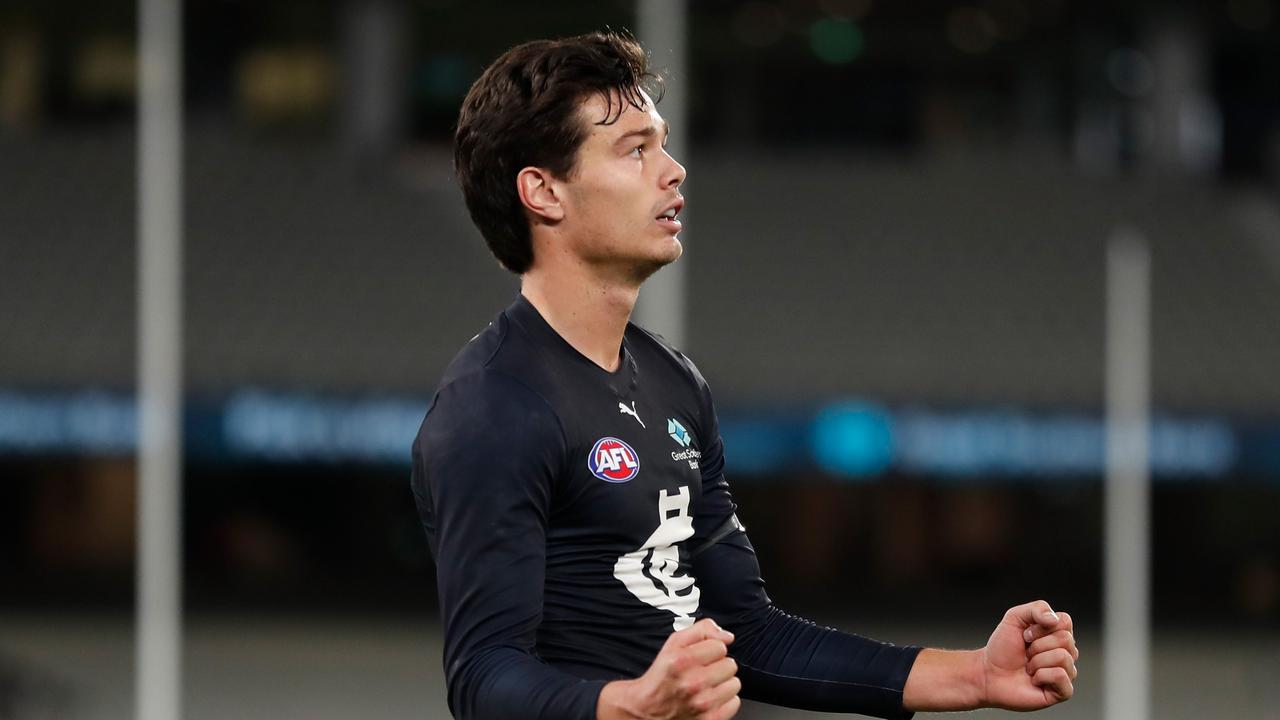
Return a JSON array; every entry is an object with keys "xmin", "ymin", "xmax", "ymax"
[{"xmin": 667, "ymin": 418, "xmax": 701, "ymax": 470}]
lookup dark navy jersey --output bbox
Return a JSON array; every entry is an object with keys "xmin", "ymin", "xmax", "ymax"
[{"xmin": 411, "ymin": 294, "xmax": 921, "ymax": 720}]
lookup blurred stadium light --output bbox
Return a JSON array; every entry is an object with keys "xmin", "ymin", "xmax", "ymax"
[{"xmin": 0, "ymin": 388, "xmax": 1247, "ymax": 479}]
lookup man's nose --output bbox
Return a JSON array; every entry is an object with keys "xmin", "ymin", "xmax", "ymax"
[{"xmin": 664, "ymin": 153, "xmax": 687, "ymax": 188}]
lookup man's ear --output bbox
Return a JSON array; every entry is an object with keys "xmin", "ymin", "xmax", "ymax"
[{"xmin": 516, "ymin": 167, "xmax": 565, "ymax": 222}]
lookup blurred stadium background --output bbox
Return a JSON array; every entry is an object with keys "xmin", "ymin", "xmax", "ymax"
[{"xmin": 2, "ymin": 0, "xmax": 1280, "ymax": 718}]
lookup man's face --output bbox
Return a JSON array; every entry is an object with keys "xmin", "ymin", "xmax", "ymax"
[{"xmin": 553, "ymin": 89, "xmax": 687, "ymax": 282}]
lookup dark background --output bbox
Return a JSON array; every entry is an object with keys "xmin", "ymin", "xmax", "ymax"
[{"xmin": 2, "ymin": 1, "xmax": 1278, "ymax": 717}]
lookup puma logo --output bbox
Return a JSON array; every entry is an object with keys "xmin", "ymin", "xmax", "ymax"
[{"xmin": 618, "ymin": 401, "xmax": 646, "ymax": 428}]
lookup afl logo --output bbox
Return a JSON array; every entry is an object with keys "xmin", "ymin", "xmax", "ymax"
[{"xmin": 589, "ymin": 437, "xmax": 640, "ymax": 483}]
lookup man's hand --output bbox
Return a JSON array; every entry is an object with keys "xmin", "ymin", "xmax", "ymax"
[
  {"xmin": 597, "ymin": 618, "xmax": 741, "ymax": 720},
  {"xmin": 981, "ymin": 599, "xmax": 1078, "ymax": 710},
  {"xmin": 904, "ymin": 599, "xmax": 1078, "ymax": 712}
]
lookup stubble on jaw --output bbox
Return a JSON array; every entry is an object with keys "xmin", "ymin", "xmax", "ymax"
[
  {"xmin": 578, "ymin": 242, "xmax": 678, "ymax": 289},
  {"xmin": 558, "ymin": 193, "xmax": 682, "ymax": 288}
]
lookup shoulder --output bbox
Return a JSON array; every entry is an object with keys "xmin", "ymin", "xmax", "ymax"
[
  {"xmin": 413, "ymin": 366, "xmax": 567, "ymax": 508},
  {"xmin": 627, "ymin": 323, "xmax": 708, "ymax": 387},
  {"xmin": 421, "ymin": 367, "xmax": 563, "ymax": 449},
  {"xmin": 626, "ymin": 323, "xmax": 713, "ymax": 398},
  {"xmin": 419, "ymin": 314, "xmax": 566, "ymax": 460},
  {"xmin": 435, "ymin": 309, "xmax": 510, "ymax": 389}
]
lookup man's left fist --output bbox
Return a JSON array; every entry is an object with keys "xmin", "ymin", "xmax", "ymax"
[{"xmin": 982, "ymin": 599, "xmax": 1078, "ymax": 710}]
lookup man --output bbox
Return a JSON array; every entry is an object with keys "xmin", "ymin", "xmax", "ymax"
[{"xmin": 411, "ymin": 31, "xmax": 1078, "ymax": 720}]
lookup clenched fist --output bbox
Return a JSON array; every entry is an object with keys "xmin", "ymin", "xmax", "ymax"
[
  {"xmin": 597, "ymin": 618, "xmax": 742, "ymax": 720},
  {"xmin": 904, "ymin": 599, "xmax": 1079, "ymax": 713},
  {"xmin": 983, "ymin": 600, "xmax": 1079, "ymax": 710}
]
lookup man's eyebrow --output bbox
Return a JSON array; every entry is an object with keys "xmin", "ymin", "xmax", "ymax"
[{"xmin": 614, "ymin": 121, "xmax": 670, "ymax": 145}]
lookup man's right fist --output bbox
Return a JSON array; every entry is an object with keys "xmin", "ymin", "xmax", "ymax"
[{"xmin": 597, "ymin": 618, "xmax": 742, "ymax": 720}]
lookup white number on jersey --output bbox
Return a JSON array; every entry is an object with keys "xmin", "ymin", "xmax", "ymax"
[{"xmin": 612, "ymin": 485, "xmax": 701, "ymax": 631}]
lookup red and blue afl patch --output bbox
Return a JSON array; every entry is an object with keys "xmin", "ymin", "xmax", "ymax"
[{"xmin": 588, "ymin": 437, "xmax": 640, "ymax": 483}]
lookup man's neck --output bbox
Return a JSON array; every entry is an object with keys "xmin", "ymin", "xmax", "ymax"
[{"xmin": 520, "ymin": 264, "xmax": 639, "ymax": 373}]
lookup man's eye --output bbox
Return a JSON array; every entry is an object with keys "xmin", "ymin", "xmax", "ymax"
[{"xmin": 631, "ymin": 144, "xmax": 645, "ymax": 157}]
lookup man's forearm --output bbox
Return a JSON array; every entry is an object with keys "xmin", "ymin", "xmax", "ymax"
[{"xmin": 901, "ymin": 648, "xmax": 986, "ymax": 712}]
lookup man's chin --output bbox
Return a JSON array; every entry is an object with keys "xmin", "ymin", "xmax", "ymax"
[
  {"xmin": 633, "ymin": 240, "xmax": 682, "ymax": 281},
  {"xmin": 663, "ymin": 236, "xmax": 684, "ymax": 263}
]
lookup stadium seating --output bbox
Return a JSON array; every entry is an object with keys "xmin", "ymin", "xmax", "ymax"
[{"xmin": 4, "ymin": 127, "xmax": 1279, "ymax": 415}]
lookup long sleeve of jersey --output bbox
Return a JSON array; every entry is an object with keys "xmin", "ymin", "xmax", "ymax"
[
  {"xmin": 410, "ymin": 370, "xmax": 606, "ymax": 720},
  {"xmin": 686, "ymin": 363, "xmax": 923, "ymax": 719}
]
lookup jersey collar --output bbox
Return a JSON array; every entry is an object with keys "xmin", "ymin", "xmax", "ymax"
[{"xmin": 507, "ymin": 294, "xmax": 640, "ymax": 399}]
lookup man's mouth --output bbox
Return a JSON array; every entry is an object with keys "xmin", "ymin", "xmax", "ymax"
[
  {"xmin": 655, "ymin": 209, "xmax": 682, "ymax": 233},
  {"xmin": 655, "ymin": 198, "xmax": 684, "ymax": 231}
]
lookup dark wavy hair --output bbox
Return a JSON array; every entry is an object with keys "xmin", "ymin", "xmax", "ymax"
[{"xmin": 454, "ymin": 31, "xmax": 664, "ymax": 274}]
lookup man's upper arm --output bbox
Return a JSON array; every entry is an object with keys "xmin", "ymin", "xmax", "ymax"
[
  {"xmin": 684, "ymin": 356, "xmax": 772, "ymax": 626},
  {"xmin": 411, "ymin": 370, "xmax": 605, "ymax": 720}
]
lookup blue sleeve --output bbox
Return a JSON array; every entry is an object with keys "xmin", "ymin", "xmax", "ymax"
[
  {"xmin": 411, "ymin": 370, "xmax": 607, "ymax": 720},
  {"xmin": 685, "ymin": 362, "xmax": 922, "ymax": 719}
]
